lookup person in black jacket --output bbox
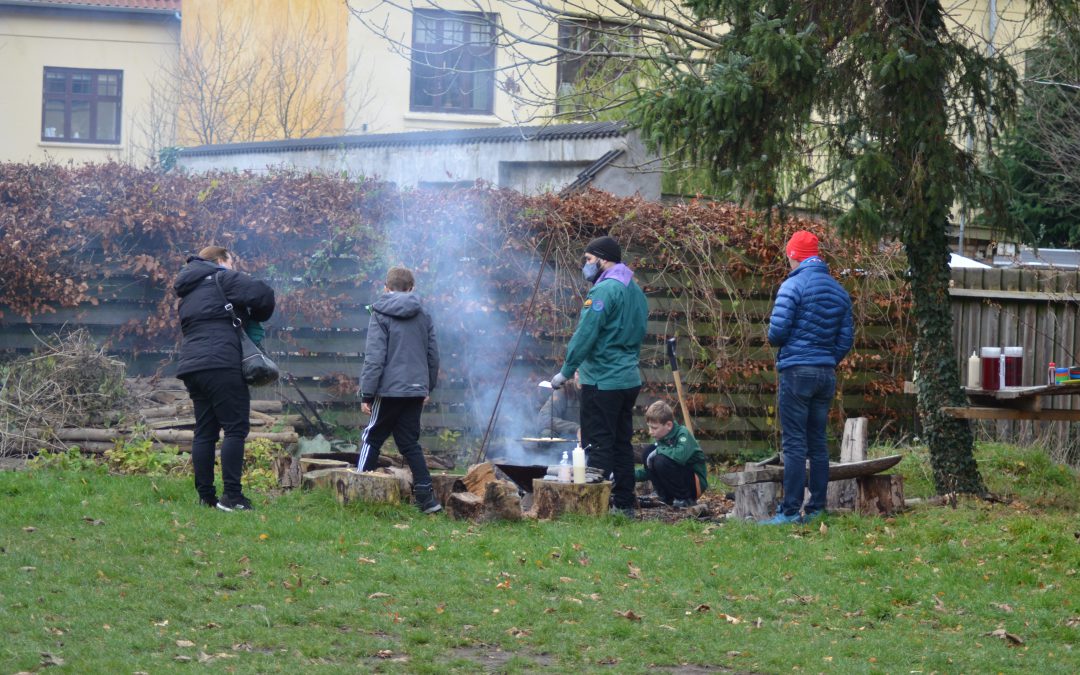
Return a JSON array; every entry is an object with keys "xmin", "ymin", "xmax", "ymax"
[
  {"xmin": 358, "ymin": 267, "xmax": 442, "ymax": 514},
  {"xmin": 174, "ymin": 246, "xmax": 275, "ymax": 511}
]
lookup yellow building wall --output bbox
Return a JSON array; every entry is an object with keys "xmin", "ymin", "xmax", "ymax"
[
  {"xmin": 0, "ymin": 7, "xmax": 179, "ymax": 164},
  {"xmin": 178, "ymin": 0, "xmax": 348, "ymax": 144}
]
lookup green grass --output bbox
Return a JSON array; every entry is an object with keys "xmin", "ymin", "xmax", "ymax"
[{"xmin": 2, "ymin": 444, "xmax": 1078, "ymax": 673}]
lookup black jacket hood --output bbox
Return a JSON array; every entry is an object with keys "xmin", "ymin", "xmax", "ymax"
[{"xmin": 173, "ymin": 257, "xmax": 222, "ymax": 298}]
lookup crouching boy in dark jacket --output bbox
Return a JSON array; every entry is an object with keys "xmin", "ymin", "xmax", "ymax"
[
  {"xmin": 635, "ymin": 401, "xmax": 708, "ymax": 508},
  {"xmin": 358, "ymin": 267, "xmax": 442, "ymax": 513}
]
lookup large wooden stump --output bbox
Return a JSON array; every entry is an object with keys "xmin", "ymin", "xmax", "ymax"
[
  {"xmin": 733, "ymin": 482, "xmax": 780, "ymax": 521},
  {"xmin": 431, "ymin": 473, "xmax": 466, "ymax": 507},
  {"xmin": 301, "ymin": 468, "xmax": 339, "ymax": 491},
  {"xmin": 827, "ymin": 417, "xmax": 867, "ymax": 512},
  {"xmin": 856, "ymin": 474, "xmax": 904, "ymax": 516},
  {"xmin": 301, "ymin": 457, "xmax": 351, "ymax": 472},
  {"xmin": 447, "ymin": 492, "xmax": 485, "ymax": 520},
  {"xmin": 484, "ymin": 480, "xmax": 522, "ymax": 521},
  {"xmin": 331, "ymin": 469, "xmax": 403, "ymax": 506},
  {"xmin": 273, "ymin": 454, "xmax": 301, "ymax": 489},
  {"xmin": 380, "ymin": 466, "xmax": 413, "ymax": 497},
  {"xmin": 531, "ymin": 479, "xmax": 611, "ymax": 519}
]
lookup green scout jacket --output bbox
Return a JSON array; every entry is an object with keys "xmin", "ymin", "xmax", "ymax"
[
  {"xmin": 635, "ymin": 423, "xmax": 709, "ymax": 493},
  {"xmin": 560, "ymin": 273, "xmax": 648, "ymax": 390}
]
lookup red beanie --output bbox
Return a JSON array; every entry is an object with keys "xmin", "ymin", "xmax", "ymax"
[{"xmin": 785, "ymin": 231, "xmax": 820, "ymax": 261}]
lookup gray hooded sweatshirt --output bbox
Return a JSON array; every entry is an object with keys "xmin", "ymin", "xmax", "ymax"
[{"xmin": 360, "ymin": 291, "xmax": 439, "ymax": 400}]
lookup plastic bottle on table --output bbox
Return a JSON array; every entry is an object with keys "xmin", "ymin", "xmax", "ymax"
[
  {"xmin": 1048, "ymin": 361, "xmax": 1056, "ymax": 385},
  {"xmin": 967, "ymin": 351, "xmax": 981, "ymax": 388}
]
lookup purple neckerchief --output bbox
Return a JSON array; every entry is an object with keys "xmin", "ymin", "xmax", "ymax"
[{"xmin": 596, "ymin": 263, "xmax": 634, "ymax": 287}]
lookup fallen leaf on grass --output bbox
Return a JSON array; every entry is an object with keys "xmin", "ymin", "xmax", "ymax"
[
  {"xmin": 357, "ymin": 557, "xmax": 377, "ymax": 565},
  {"xmin": 615, "ymin": 610, "xmax": 643, "ymax": 621},
  {"xmin": 20, "ymin": 566, "xmax": 36, "ymax": 572},
  {"xmin": 1066, "ymin": 617, "xmax": 1080, "ymax": 628},
  {"xmin": 82, "ymin": 517, "xmax": 105, "ymax": 526},
  {"xmin": 40, "ymin": 653, "xmax": 64, "ymax": 667},
  {"xmin": 933, "ymin": 596, "xmax": 947, "ymax": 612},
  {"xmin": 985, "ymin": 628, "xmax": 1024, "ymax": 645},
  {"xmin": 368, "ymin": 592, "xmax": 390, "ymax": 599},
  {"xmin": 718, "ymin": 613, "xmax": 742, "ymax": 624},
  {"xmin": 375, "ymin": 650, "xmax": 394, "ymax": 659},
  {"xmin": 627, "ymin": 562, "xmax": 641, "ymax": 579},
  {"xmin": 694, "ymin": 604, "xmax": 711, "ymax": 613},
  {"xmin": 559, "ymin": 576, "xmax": 573, "ymax": 583},
  {"xmin": 173, "ymin": 656, "xmax": 192, "ymax": 663},
  {"xmin": 819, "ymin": 522, "xmax": 828, "ymax": 534},
  {"xmin": 153, "ymin": 620, "xmax": 169, "ymax": 627},
  {"xmin": 506, "ymin": 627, "xmax": 531, "ymax": 637},
  {"xmin": 597, "ymin": 657, "xmax": 619, "ymax": 665},
  {"xmin": 991, "ymin": 603, "xmax": 1014, "ymax": 613},
  {"xmin": 176, "ymin": 639, "xmax": 195, "ymax": 648},
  {"xmin": 754, "ymin": 618, "xmax": 764, "ymax": 628},
  {"xmin": 23, "ymin": 526, "xmax": 36, "ymax": 533}
]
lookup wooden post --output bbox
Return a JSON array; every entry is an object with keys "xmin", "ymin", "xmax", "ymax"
[
  {"xmin": 531, "ymin": 479, "xmax": 612, "ymax": 519},
  {"xmin": 856, "ymin": 474, "xmax": 904, "ymax": 515},
  {"xmin": 273, "ymin": 454, "xmax": 301, "ymax": 489},
  {"xmin": 827, "ymin": 417, "xmax": 867, "ymax": 512}
]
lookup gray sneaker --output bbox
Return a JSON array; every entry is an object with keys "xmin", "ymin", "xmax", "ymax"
[
  {"xmin": 217, "ymin": 494, "xmax": 253, "ymax": 512},
  {"xmin": 413, "ymin": 487, "xmax": 442, "ymax": 514}
]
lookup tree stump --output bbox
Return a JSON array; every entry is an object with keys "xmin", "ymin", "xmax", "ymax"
[
  {"xmin": 301, "ymin": 468, "xmax": 339, "ymax": 491},
  {"xmin": 732, "ymin": 482, "xmax": 780, "ymax": 521},
  {"xmin": 331, "ymin": 469, "xmax": 403, "ymax": 506},
  {"xmin": 484, "ymin": 480, "xmax": 522, "ymax": 521},
  {"xmin": 431, "ymin": 473, "xmax": 466, "ymax": 507},
  {"xmin": 380, "ymin": 466, "xmax": 413, "ymax": 497},
  {"xmin": 531, "ymin": 479, "xmax": 611, "ymax": 519},
  {"xmin": 827, "ymin": 417, "xmax": 867, "ymax": 512},
  {"xmin": 462, "ymin": 462, "xmax": 497, "ymax": 497},
  {"xmin": 856, "ymin": 474, "xmax": 904, "ymax": 516},
  {"xmin": 273, "ymin": 454, "xmax": 301, "ymax": 489},
  {"xmin": 447, "ymin": 492, "xmax": 485, "ymax": 520}
]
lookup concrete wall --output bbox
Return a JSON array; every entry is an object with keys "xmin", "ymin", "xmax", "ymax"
[{"xmin": 0, "ymin": 5, "xmax": 179, "ymax": 164}]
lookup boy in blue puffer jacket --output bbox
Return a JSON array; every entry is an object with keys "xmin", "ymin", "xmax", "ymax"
[{"xmin": 763, "ymin": 231, "xmax": 853, "ymax": 525}]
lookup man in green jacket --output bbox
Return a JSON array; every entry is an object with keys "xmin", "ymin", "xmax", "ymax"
[
  {"xmin": 550, "ymin": 235, "xmax": 649, "ymax": 516},
  {"xmin": 636, "ymin": 401, "xmax": 708, "ymax": 508}
]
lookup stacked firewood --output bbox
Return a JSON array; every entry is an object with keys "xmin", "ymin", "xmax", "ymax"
[{"xmin": 22, "ymin": 377, "xmax": 301, "ymax": 454}]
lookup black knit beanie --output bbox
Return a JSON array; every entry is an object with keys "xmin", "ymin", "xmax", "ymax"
[{"xmin": 584, "ymin": 236, "xmax": 622, "ymax": 263}]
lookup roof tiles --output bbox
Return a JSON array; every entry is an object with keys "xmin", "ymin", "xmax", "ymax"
[{"xmin": 4, "ymin": 0, "xmax": 181, "ymax": 13}]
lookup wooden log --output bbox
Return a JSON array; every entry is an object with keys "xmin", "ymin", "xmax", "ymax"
[
  {"xmin": 301, "ymin": 468, "xmax": 339, "ymax": 491},
  {"xmin": 483, "ymin": 480, "xmax": 522, "ymax": 521},
  {"xmin": 531, "ymin": 479, "xmax": 612, "ymax": 519},
  {"xmin": 249, "ymin": 400, "xmax": 284, "ymax": 413},
  {"xmin": 720, "ymin": 454, "xmax": 903, "ymax": 487},
  {"xmin": 828, "ymin": 417, "xmax": 867, "ymax": 512},
  {"xmin": 274, "ymin": 454, "xmax": 302, "ymax": 489},
  {"xmin": 431, "ymin": 473, "xmax": 466, "ymax": 507},
  {"xmin": 447, "ymin": 492, "xmax": 485, "ymax": 520},
  {"xmin": 462, "ymin": 462, "xmax": 497, "ymax": 497},
  {"xmin": 856, "ymin": 474, "xmax": 905, "ymax": 516},
  {"xmin": 380, "ymin": 466, "xmax": 414, "ymax": 497},
  {"xmin": 332, "ymin": 469, "xmax": 403, "ymax": 506},
  {"xmin": 733, "ymin": 482, "xmax": 779, "ymax": 521},
  {"xmin": 300, "ymin": 458, "xmax": 350, "ymax": 472}
]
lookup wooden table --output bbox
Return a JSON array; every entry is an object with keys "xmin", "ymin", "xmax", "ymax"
[{"xmin": 943, "ymin": 383, "xmax": 1080, "ymax": 421}]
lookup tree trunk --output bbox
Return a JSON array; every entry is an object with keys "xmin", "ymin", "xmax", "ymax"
[{"xmin": 906, "ymin": 225, "xmax": 986, "ymax": 495}]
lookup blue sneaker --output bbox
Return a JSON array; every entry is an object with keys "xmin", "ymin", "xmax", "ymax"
[
  {"xmin": 799, "ymin": 510, "xmax": 826, "ymax": 524},
  {"xmin": 759, "ymin": 512, "xmax": 802, "ymax": 525}
]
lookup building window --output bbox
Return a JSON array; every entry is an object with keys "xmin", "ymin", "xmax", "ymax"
[
  {"xmin": 41, "ymin": 67, "xmax": 123, "ymax": 144},
  {"xmin": 556, "ymin": 20, "xmax": 639, "ymax": 115},
  {"xmin": 410, "ymin": 10, "xmax": 496, "ymax": 114}
]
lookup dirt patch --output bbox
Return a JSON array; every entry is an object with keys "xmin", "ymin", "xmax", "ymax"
[
  {"xmin": 635, "ymin": 491, "xmax": 735, "ymax": 524},
  {"xmin": 448, "ymin": 646, "xmax": 555, "ymax": 671},
  {"xmin": 0, "ymin": 455, "xmax": 28, "ymax": 471}
]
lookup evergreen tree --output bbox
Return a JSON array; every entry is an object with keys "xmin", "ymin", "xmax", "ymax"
[{"xmin": 632, "ymin": 1, "xmax": 1071, "ymax": 495}]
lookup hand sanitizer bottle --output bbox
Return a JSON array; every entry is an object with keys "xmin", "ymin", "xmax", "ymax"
[
  {"xmin": 558, "ymin": 451, "xmax": 571, "ymax": 483},
  {"xmin": 572, "ymin": 445, "xmax": 586, "ymax": 484}
]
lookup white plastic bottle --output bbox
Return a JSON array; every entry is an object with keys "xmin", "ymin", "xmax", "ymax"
[
  {"xmin": 967, "ymin": 350, "xmax": 981, "ymax": 389},
  {"xmin": 558, "ymin": 451, "xmax": 571, "ymax": 483},
  {"xmin": 572, "ymin": 445, "xmax": 586, "ymax": 484}
]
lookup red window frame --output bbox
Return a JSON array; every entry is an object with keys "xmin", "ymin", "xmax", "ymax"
[{"xmin": 41, "ymin": 67, "xmax": 123, "ymax": 144}]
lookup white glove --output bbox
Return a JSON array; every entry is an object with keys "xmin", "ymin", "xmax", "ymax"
[{"xmin": 550, "ymin": 373, "xmax": 568, "ymax": 390}]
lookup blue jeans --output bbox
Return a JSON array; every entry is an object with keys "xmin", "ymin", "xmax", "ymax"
[{"xmin": 778, "ymin": 366, "xmax": 836, "ymax": 516}]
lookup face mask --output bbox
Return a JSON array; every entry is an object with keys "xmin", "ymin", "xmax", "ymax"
[{"xmin": 582, "ymin": 262, "xmax": 600, "ymax": 282}]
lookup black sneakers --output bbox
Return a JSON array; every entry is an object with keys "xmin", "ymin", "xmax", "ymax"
[
  {"xmin": 199, "ymin": 496, "xmax": 218, "ymax": 508},
  {"xmin": 413, "ymin": 487, "xmax": 442, "ymax": 514},
  {"xmin": 216, "ymin": 494, "xmax": 254, "ymax": 512}
]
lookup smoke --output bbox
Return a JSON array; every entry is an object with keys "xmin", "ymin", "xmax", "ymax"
[{"xmin": 377, "ymin": 187, "xmax": 569, "ymax": 466}]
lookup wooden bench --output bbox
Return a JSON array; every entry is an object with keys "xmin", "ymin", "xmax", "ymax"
[{"xmin": 724, "ymin": 418, "xmax": 904, "ymax": 520}]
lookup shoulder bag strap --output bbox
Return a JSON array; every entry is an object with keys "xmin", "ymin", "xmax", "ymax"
[{"xmin": 212, "ymin": 271, "xmax": 243, "ymax": 330}]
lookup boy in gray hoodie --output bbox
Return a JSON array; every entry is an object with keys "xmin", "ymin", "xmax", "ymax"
[{"xmin": 358, "ymin": 267, "xmax": 442, "ymax": 513}]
